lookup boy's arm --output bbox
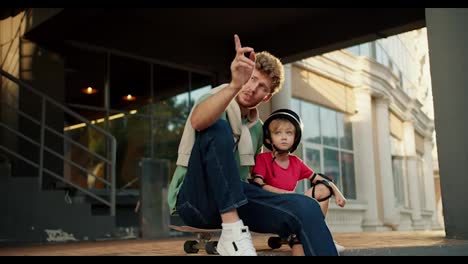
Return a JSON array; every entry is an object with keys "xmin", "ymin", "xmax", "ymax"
[
  {"xmin": 311, "ymin": 173, "xmax": 346, "ymax": 207},
  {"xmin": 253, "ymin": 176, "xmax": 294, "ymax": 194},
  {"xmin": 329, "ymin": 182, "xmax": 346, "ymax": 207}
]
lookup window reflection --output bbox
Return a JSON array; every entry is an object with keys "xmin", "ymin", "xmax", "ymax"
[
  {"xmin": 320, "ymin": 108, "xmax": 338, "ymax": 147},
  {"xmin": 340, "ymin": 152, "xmax": 356, "ymax": 199},
  {"xmin": 295, "ymin": 99, "xmax": 320, "ymax": 144},
  {"xmin": 64, "ymin": 48, "xmax": 215, "ymax": 192},
  {"xmin": 293, "ymin": 98, "xmax": 356, "ymax": 199}
]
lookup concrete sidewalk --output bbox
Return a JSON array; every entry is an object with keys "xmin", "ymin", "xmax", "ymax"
[{"xmin": 1, "ymin": 230, "xmax": 467, "ymax": 256}]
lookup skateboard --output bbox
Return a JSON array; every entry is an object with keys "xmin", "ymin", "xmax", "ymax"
[{"xmin": 169, "ymin": 225, "xmax": 221, "ymax": 255}]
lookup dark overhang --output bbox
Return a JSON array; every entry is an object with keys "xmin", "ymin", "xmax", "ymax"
[{"xmin": 23, "ymin": 8, "xmax": 425, "ymax": 75}]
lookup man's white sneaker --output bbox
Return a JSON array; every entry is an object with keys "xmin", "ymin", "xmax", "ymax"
[
  {"xmin": 217, "ymin": 225, "xmax": 257, "ymax": 256},
  {"xmin": 334, "ymin": 241, "xmax": 345, "ymax": 253}
]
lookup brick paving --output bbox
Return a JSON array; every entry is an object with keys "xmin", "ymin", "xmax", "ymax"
[{"xmin": 0, "ymin": 230, "xmax": 466, "ymax": 256}]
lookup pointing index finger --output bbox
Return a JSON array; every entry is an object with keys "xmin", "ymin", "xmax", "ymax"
[{"xmin": 234, "ymin": 34, "xmax": 241, "ymax": 51}]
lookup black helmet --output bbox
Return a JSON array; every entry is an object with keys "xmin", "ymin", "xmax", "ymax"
[{"xmin": 263, "ymin": 108, "xmax": 303, "ymax": 153}]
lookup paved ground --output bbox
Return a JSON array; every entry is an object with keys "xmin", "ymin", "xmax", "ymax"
[{"xmin": 1, "ymin": 230, "xmax": 467, "ymax": 256}]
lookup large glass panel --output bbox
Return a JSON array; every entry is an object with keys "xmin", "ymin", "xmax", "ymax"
[
  {"xmin": 291, "ymin": 98, "xmax": 301, "ymax": 117},
  {"xmin": 64, "ymin": 47, "xmax": 110, "ymax": 190},
  {"xmin": 320, "ymin": 107, "xmax": 338, "ymax": 147},
  {"xmin": 418, "ymin": 156, "xmax": 426, "ymax": 210},
  {"xmin": 301, "ymin": 102, "xmax": 320, "ymax": 144},
  {"xmin": 65, "ymin": 47, "xmax": 106, "ymax": 114},
  {"xmin": 294, "ymin": 99, "xmax": 356, "ymax": 201},
  {"xmin": 110, "ymin": 55, "xmax": 151, "ymax": 111},
  {"xmin": 340, "ymin": 152, "xmax": 356, "ymax": 199},
  {"xmin": 107, "ymin": 56, "xmax": 152, "ymax": 190},
  {"xmin": 392, "ymin": 156, "xmax": 405, "ymax": 206},
  {"xmin": 152, "ymin": 65, "xmax": 190, "ymax": 181},
  {"xmin": 324, "ymin": 148, "xmax": 340, "ymax": 185},
  {"xmin": 152, "ymin": 67, "xmax": 214, "ymax": 182},
  {"xmin": 304, "ymin": 147, "xmax": 321, "ymax": 173},
  {"xmin": 109, "ymin": 111, "xmax": 150, "ymax": 189},
  {"xmin": 190, "ymin": 71, "xmax": 214, "ymax": 106},
  {"xmin": 64, "ymin": 113, "xmax": 108, "ymax": 189},
  {"xmin": 338, "ymin": 113, "xmax": 353, "ymax": 150}
]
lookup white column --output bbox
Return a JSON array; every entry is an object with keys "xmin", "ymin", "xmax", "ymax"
[
  {"xmin": 271, "ymin": 64, "xmax": 291, "ymax": 110},
  {"xmin": 403, "ymin": 120, "xmax": 424, "ymax": 229},
  {"xmin": 375, "ymin": 97, "xmax": 399, "ymax": 227},
  {"xmin": 353, "ymin": 88, "xmax": 382, "ymax": 230},
  {"xmin": 423, "ymin": 136, "xmax": 440, "ymax": 229}
]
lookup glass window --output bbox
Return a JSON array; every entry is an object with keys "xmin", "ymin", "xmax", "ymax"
[
  {"xmin": 392, "ymin": 156, "xmax": 406, "ymax": 207},
  {"xmin": 338, "ymin": 113, "xmax": 353, "ymax": 150},
  {"xmin": 340, "ymin": 152, "xmax": 356, "ymax": 199},
  {"xmin": 296, "ymin": 147, "xmax": 321, "ymax": 195},
  {"xmin": 418, "ymin": 156, "xmax": 427, "ymax": 210},
  {"xmin": 324, "ymin": 148, "xmax": 340, "ymax": 183},
  {"xmin": 291, "ymin": 98, "xmax": 301, "ymax": 117},
  {"xmin": 297, "ymin": 99, "xmax": 320, "ymax": 144},
  {"xmin": 294, "ymin": 98, "xmax": 356, "ymax": 199},
  {"xmin": 320, "ymin": 107, "xmax": 338, "ymax": 147}
]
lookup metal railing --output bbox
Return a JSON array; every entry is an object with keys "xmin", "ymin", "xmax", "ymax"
[{"xmin": 0, "ymin": 68, "xmax": 117, "ymax": 216}]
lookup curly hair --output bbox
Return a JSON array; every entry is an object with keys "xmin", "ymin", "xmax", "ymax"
[{"xmin": 255, "ymin": 51, "xmax": 284, "ymax": 95}]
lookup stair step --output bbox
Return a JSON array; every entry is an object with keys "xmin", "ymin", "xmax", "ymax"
[{"xmin": 0, "ymin": 176, "xmax": 122, "ymax": 244}]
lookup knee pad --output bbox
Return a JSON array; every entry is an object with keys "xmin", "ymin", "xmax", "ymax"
[{"xmin": 311, "ymin": 181, "xmax": 334, "ymax": 202}]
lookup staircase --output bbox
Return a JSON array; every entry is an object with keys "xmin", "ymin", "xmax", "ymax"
[
  {"xmin": 0, "ymin": 68, "xmax": 133, "ymax": 245},
  {"xmin": 0, "ymin": 175, "xmax": 116, "ymax": 244}
]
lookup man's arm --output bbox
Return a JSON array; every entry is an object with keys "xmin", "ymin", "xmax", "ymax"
[
  {"xmin": 191, "ymin": 34, "xmax": 255, "ymax": 131},
  {"xmin": 191, "ymin": 83, "xmax": 242, "ymax": 131}
]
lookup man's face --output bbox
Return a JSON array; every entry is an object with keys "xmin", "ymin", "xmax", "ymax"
[{"xmin": 236, "ymin": 69, "xmax": 273, "ymax": 108}]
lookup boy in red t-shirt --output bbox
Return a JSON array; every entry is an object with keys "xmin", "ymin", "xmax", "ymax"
[{"xmin": 252, "ymin": 109, "xmax": 346, "ymax": 255}]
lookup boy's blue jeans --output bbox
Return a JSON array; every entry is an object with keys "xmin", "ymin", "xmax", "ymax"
[{"xmin": 176, "ymin": 120, "xmax": 338, "ymax": 256}]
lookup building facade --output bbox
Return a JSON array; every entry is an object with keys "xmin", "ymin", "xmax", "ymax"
[{"xmin": 258, "ymin": 29, "xmax": 441, "ymax": 232}]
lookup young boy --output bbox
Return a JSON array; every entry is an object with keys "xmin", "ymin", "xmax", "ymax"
[{"xmin": 252, "ymin": 108, "xmax": 346, "ymax": 255}]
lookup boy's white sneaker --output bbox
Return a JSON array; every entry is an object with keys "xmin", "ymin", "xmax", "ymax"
[{"xmin": 217, "ymin": 225, "xmax": 257, "ymax": 256}]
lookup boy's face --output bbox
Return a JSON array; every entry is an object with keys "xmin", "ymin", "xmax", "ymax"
[
  {"xmin": 236, "ymin": 68, "xmax": 273, "ymax": 109},
  {"xmin": 269, "ymin": 122, "xmax": 295, "ymax": 152}
]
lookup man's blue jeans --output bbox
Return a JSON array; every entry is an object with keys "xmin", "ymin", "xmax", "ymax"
[{"xmin": 176, "ymin": 120, "xmax": 338, "ymax": 256}]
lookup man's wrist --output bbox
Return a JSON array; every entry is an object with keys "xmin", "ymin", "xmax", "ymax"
[{"xmin": 228, "ymin": 81, "xmax": 242, "ymax": 91}]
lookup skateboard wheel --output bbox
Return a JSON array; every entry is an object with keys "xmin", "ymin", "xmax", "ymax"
[
  {"xmin": 184, "ymin": 240, "xmax": 199, "ymax": 253},
  {"xmin": 268, "ymin": 236, "xmax": 282, "ymax": 249},
  {"xmin": 205, "ymin": 241, "xmax": 218, "ymax": 255}
]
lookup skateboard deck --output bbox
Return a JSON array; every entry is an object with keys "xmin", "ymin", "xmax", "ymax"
[
  {"xmin": 169, "ymin": 225, "xmax": 285, "ymax": 254},
  {"xmin": 169, "ymin": 225, "xmax": 221, "ymax": 233},
  {"xmin": 169, "ymin": 225, "xmax": 221, "ymax": 255}
]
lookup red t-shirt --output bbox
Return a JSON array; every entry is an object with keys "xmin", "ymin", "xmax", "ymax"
[{"xmin": 252, "ymin": 152, "xmax": 314, "ymax": 191}]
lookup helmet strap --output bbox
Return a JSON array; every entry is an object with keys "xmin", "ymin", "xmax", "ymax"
[{"xmin": 271, "ymin": 144, "xmax": 290, "ymax": 155}]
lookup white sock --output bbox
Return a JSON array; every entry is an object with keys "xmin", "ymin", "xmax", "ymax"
[{"xmin": 222, "ymin": 219, "xmax": 244, "ymax": 230}]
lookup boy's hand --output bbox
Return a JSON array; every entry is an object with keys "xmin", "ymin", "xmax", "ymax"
[{"xmin": 335, "ymin": 194, "xmax": 346, "ymax": 207}]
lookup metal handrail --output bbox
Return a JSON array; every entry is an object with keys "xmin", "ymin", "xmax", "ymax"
[
  {"xmin": 0, "ymin": 102, "xmax": 112, "ymax": 164},
  {"xmin": 0, "ymin": 68, "xmax": 117, "ymax": 216}
]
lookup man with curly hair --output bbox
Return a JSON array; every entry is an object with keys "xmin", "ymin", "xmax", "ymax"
[{"xmin": 167, "ymin": 34, "xmax": 338, "ymax": 256}]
